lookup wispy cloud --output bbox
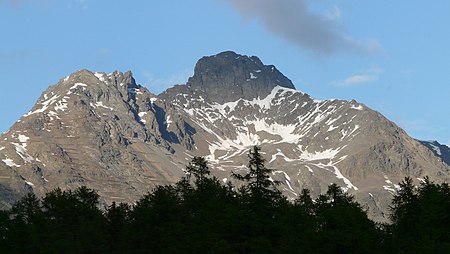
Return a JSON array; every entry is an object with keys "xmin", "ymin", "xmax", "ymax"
[
  {"xmin": 400, "ymin": 69, "xmax": 415, "ymax": 75},
  {"xmin": 221, "ymin": 0, "xmax": 382, "ymax": 56},
  {"xmin": 335, "ymin": 74, "xmax": 378, "ymax": 87},
  {"xmin": 0, "ymin": 50, "xmax": 36, "ymax": 64},
  {"xmin": 75, "ymin": 0, "xmax": 87, "ymax": 9},
  {"xmin": 0, "ymin": 0, "xmax": 30, "ymax": 6},
  {"xmin": 142, "ymin": 69, "xmax": 193, "ymax": 94},
  {"xmin": 0, "ymin": 0, "xmax": 88, "ymax": 9},
  {"xmin": 325, "ymin": 5, "xmax": 341, "ymax": 21},
  {"xmin": 332, "ymin": 67, "xmax": 382, "ymax": 87}
]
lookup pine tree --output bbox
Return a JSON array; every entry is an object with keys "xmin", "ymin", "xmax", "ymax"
[
  {"xmin": 105, "ymin": 202, "xmax": 130, "ymax": 253},
  {"xmin": 186, "ymin": 156, "xmax": 210, "ymax": 188},
  {"xmin": 232, "ymin": 146, "xmax": 280, "ymax": 199},
  {"xmin": 314, "ymin": 184, "xmax": 380, "ymax": 254},
  {"xmin": 388, "ymin": 177, "xmax": 450, "ymax": 253}
]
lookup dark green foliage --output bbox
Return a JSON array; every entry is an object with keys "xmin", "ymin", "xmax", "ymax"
[
  {"xmin": 0, "ymin": 152, "xmax": 448, "ymax": 253},
  {"xmin": 7, "ymin": 192, "xmax": 45, "ymax": 253},
  {"xmin": 1, "ymin": 187, "xmax": 107, "ymax": 253},
  {"xmin": 314, "ymin": 184, "xmax": 381, "ymax": 254},
  {"xmin": 105, "ymin": 202, "xmax": 130, "ymax": 253},
  {"xmin": 186, "ymin": 156, "xmax": 211, "ymax": 187},
  {"xmin": 388, "ymin": 177, "xmax": 450, "ymax": 254},
  {"xmin": 232, "ymin": 146, "xmax": 280, "ymax": 194},
  {"xmin": 232, "ymin": 146, "xmax": 283, "ymax": 212},
  {"xmin": 41, "ymin": 187, "xmax": 107, "ymax": 253},
  {"xmin": 0, "ymin": 209, "xmax": 10, "ymax": 253}
]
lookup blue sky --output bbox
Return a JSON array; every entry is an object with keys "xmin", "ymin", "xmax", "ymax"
[{"xmin": 0, "ymin": 0, "xmax": 449, "ymax": 146}]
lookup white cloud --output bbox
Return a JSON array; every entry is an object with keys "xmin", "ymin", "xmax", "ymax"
[
  {"xmin": 338, "ymin": 74, "xmax": 378, "ymax": 86},
  {"xmin": 221, "ymin": 0, "xmax": 382, "ymax": 56},
  {"xmin": 333, "ymin": 67, "xmax": 382, "ymax": 87},
  {"xmin": 325, "ymin": 5, "xmax": 342, "ymax": 21},
  {"xmin": 142, "ymin": 69, "xmax": 193, "ymax": 94}
]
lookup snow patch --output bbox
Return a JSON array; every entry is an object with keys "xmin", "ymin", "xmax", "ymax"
[
  {"xmin": 350, "ymin": 105, "xmax": 364, "ymax": 110},
  {"xmin": 428, "ymin": 143, "xmax": 442, "ymax": 156},
  {"xmin": 2, "ymin": 157, "xmax": 20, "ymax": 167},
  {"xmin": 138, "ymin": 112, "xmax": 147, "ymax": 124},
  {"xmin": 269, "ymin": 149, "xmax": 294, "ymax": 163},
  {"xmin": 24, "ymin": 94, "xmax": 60, "ymax": 116},
  {"xmin": 209, "ymin": 86, "xmax": 302, "ymax": 115},
  {"xmin": 327, "ymin": 125, "xmax": 338, "ymax": 132},
  {"xmin": 67, "ymin": 83, "xmax": 87, "ymax": 95},
  {"xmin": 305, "ymin": 165, "xmax": 314, "ymax": 173},
  {"xmin": 54, "ymin": 99, "xmax": 68, "ymax": 112},
  {"xmin": 383, "ymin": 175, "xmax": 399, "ymax": 193},
  {"xmin": 274, "ymin": 170, "xmax": 291, "ymax": 182},
  {"xmin": 94, "ymin": 101, "xmax": 114, "ymax": 110},
  {"xmin": 383, "ymin": 186, "xmax": 396, "ymax": 194},
  {"xmin": 11, "ymin": 142, "xmax": 33, "ymax": 163},
  {"xmin": 18, "ymin": 134, "xmax": 29, "ymax": 143},
  {"xmin": 305, "ymin": 155, "xmax": 357, "ymax": 192},
  {"xmin": 25, "ymin": 181, "xmax": 34, "ymax": 187},
  {"xmin": 94, "ymin": 72, "xmax": 107, "ymax": 82},
  {"xmin": 299, "ymin": 147, "xmax": 343, "ymax": 161},
  {"xmin": 166, "ymin": 115, "xmax": 172, "ymax": 128},
  {"xmin": 332, "ymin": 164, "xmax": 358, "ymax": 191}
]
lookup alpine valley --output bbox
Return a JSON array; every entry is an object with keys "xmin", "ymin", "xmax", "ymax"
[{"xmin": 0, "ymin": 51, "xmax": 448, "ymax": 222}]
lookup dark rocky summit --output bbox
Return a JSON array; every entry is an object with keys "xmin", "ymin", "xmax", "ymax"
[{"xmin": 165, "ymin": 51, "xmax": 295, "ymax": 104}]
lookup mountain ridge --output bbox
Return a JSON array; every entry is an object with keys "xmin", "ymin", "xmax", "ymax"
[{"xmin": 0, "ymin": 51, "xmax": 448, "ymax": 222}]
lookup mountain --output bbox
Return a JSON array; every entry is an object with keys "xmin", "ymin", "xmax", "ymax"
[
  {"xmin": 1, "ymin": 51, "xmax": 448, "ymax": 221},
  {"xmin": 419, "ymin": 140, "xmax": 450, "ymax": 166}
]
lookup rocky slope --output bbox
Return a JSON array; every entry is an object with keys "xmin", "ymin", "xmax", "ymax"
[
  {"xmin": 1, "ymin": 51, "xmax": 448, "ymax": 221},
  {"xmin": 419, "ymin": 140, "xmax": 450, "ymax": 166}
]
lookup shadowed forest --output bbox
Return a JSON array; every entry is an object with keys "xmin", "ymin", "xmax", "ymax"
[{"xmin": 0, "ymin": 146, "xmax": 449, "ymax": 253}]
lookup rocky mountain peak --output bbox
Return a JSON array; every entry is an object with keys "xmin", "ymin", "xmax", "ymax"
[
  {"xmin": 61, "ymin": 69, "xmax": 137, "ymax": 89},
  {"xmin": 1, "ymin": 51, "xmax": 449, "ymax": 223},
  {"xmin": 186, "ymin": 51, "xmax": 295, "ymax": 103}
]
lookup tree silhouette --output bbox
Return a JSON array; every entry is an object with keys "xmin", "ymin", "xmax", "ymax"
[
  {"xmin": 2, "ymin": 157, "xmax": 449, "ymax": 253},
  {"xmin": 232, "ymin": 146, "xmax": 281, "ymax": 200},
  {"xmin": 389, "ymin": 177, "xmax": 450, "ymax": 253},
  {"xmin": 105, "ymin": 202, "xmax": 130, "ymax": 253},
  {"xmin": 314, "ymin": 184, "xmax": 381, "ymax": 254},
  {"xmin": 186, "ymin": 156, "xmax": 210, "ymax": 188}
]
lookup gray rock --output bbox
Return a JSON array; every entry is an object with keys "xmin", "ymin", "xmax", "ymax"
[{"xmin": 163, "ymin": 51, "xmax": 295, "ymax": 104}]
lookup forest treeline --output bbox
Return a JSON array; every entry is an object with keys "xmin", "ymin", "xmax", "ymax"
[{"xmin": 0, "ymin": 146, "xmax": 449, "ymax": 253}]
